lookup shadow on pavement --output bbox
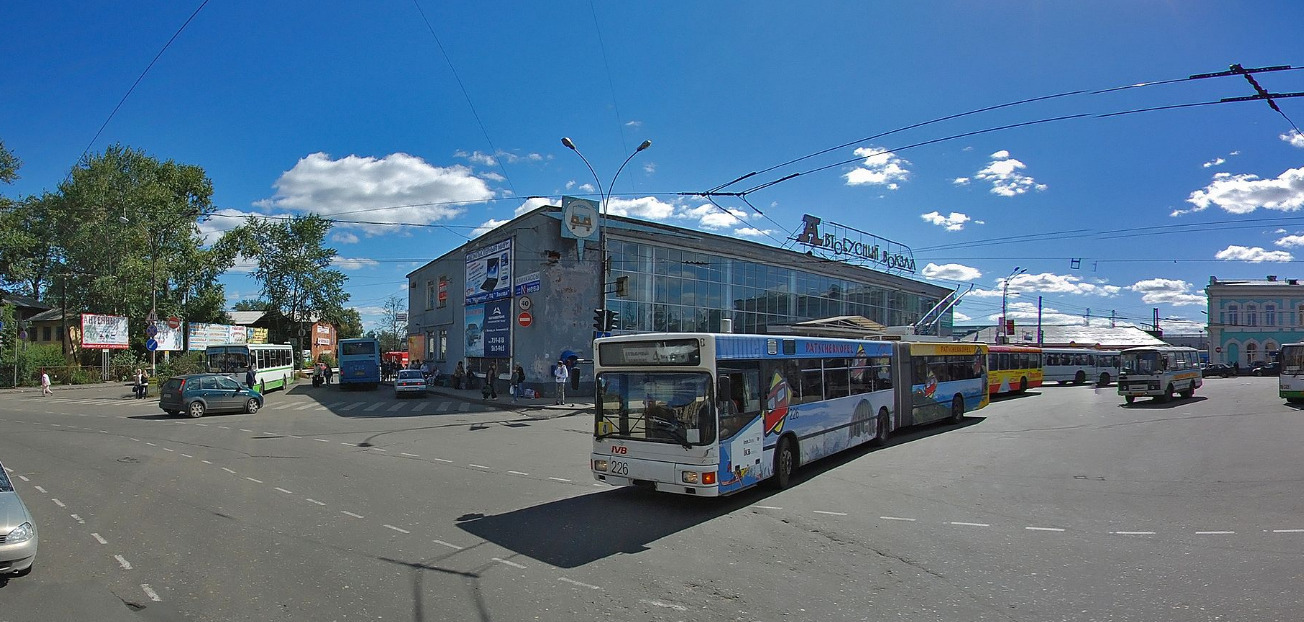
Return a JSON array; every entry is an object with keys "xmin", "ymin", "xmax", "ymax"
[{"xmin": 1119, "ymin": 395, "xmax": 1209, "ymax": 409}]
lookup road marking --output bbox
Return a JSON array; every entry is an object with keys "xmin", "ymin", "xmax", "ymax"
[
  {"xmin": 1112, "ymin": 531, "xmax": 1156, "ymax": 535},
  {"xmin": 34, "ymin": 485, "xmax": 47, "ymax": 493},
  {"xmin": 1271, "ymin": 529, "xmax": 1304, "ymax": 533},
  {"xmin": 195, "ymin": 423, "xmax": 208, "ymax": 427},
  {"xmin": 141, "ymin": 584, "xmax": 161, "ymax": 602},
  {"xmin": 433, "ymin": 458, "xmax": 453, "ymax": 463},
  {"xmin": 288, "ymin": 434, "xmax": 302, "ymax": 438},
  {"xmin": 387, "ymin": 403, "xmax": 405, "ymax": 412},
  {"xmin": 92, "ymin": 533, "xmax": 108, "ymax": 544},
  {"xmin": 316, "ymin": 439, "xmax": 330, "ymax": 443},
  {"xmin": 492, "ymin": 557, "xmax": 526, "ymax": 569},
  {"xmin": 222, "ymin": 467, "xmax": 236, "ymax": 474},
  {"xmin": 371, "ymin": 448, "xmax": 387, "ymax": 452},
  {"xmin": 458, "ymin": 402, "xmax": 470, "ymax": 412},
  {"xmin": 880, "ymin": 516, "xmax": 916, "ymax": 521},
  {"xmin": 115, "ymin": 555, "xmax": 133, "ymax": 570},
  {"xmin": 51, "ymin": 498, "xmax": 66, "ymax": 508},
  {"xmin": 326, "ymin": 402, "xmax": 345, "ymax": 408},
  {"xmin": 950, "ymin": 522, "xmax": 990, "ymax": 527},
  {"xmin": 100, "ymin": 430, "xmax": 108, "ymax": 433},
  {"xmin": 217, "ymin": 426, "xmax": 230, "ymax": 429},
  {"xmin": 246, "ymin": 477, "xmax": 264, "ymax": 484},
  {"xmin": 341, "ymin": 511, "xmax": 364, "ymax": 519},
  {"xmin": 294, "ymin": 403, "xmax": 317, "ymax": 410},
  {"xmin": 201, "ymin": 460, "xmax": 212, "ymax": 464},
  {"xmin": 1195, "ymin": 530, "xmax": 1235, "ymax": 535},
  {"xmin": 162, "ymin": 447, "xmax": 174, "ymax": 452},
  {"xmin": 145, "ymin": 442, "xmax": 156, "ymax": 446},
  {"xmin": 814, "ymin": 510, "xmax": 847, "ymax": 516},
  {"xmin": 507, "ymin": 470, "xmax": 529, "ymax": 476},
  {"xmin": 180, "ymin": 454, "xmax": 193, "ymax": 458},
  {"xmin": 337, "ymin": 402, "xmax": 361, "ymax": 411},
  {"xmin": 1026, "ymin": 527, "xmax": 1066, "ymax": 532},
  {"xmin": 17, "ymin": 475, "xmax": 29, "ymax": 482},
  {"xmin": 559, "ymin": 577, "xmax": 601, "ymax": 590},
  {"xmin": 341, "ymin": 442, "xmax": 355, "ymax": 446},
  {"xmin": 436, "ymin": 402, "xmax": 451, "ymax": 413},
  {"xmin": 365, "ymin": 403, "xmax": 384, "ymax": 412},
  {"xmin": 71, "ymin": 514, "xmax": 85, "ymax": 524},
  {"xmin": 401, "ymin": 452, "xmax": 420, "ymax": 457},
  {"xmin": 548, "ymin": 477, "xmax": 572, "ymax": 482},
  {"xmin": 410, "ymin": 403, "xmax": 424, "ymax": 412},
  {"xmin": 305, "ymin": 498, "xmax": 326, "ymax": 506},
  {"xmin": 275, "ymin": 487, "xmax": 293, "ymax": 494},
  {"xmin": 240, "ymin": 429, "xmax": 253, "ymax": 433},
  {"xmin": 469, "ymin": 464, "xmax": 490, "ymax": 469},
  {"xmin": 432, "ymin": 539, "xmax": 463, "ymax": 550},
  {"xmin": 639, "ymin": 599, "xmax": 687, "ymax": 611},
  {"xmin": 383, "ymin": 524, "xmax": 410, "ymax": 534}
]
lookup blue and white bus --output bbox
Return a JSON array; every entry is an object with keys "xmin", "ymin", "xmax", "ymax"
[
  {"xmin": 205, "ymin": 343, "xmax": 296, "ymax": 393},
  {"xmin": 336, "ymin": 337, "xmax": 381, "ymax": 390},
  {"xmin": 590, "ymin": 333, "xmax": 988, "ymax": 496}
]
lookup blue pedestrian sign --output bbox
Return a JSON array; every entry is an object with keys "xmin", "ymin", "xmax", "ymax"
[
  {"xmin": 146, "ymin": 338, "xmax": 159, "ymax": 351},
  {"xmin": 146, "ymin": 324, "xmax": 158, "ymax": 338}
]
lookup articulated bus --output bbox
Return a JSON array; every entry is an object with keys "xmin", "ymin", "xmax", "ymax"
[
  {"xmin": 205, "ymin": 343, "xmax": 296, "ymax": 393},
  {"xmin": 1117, "ymin": 345, "xmax": 1202, "ymax": 405},
  {"xmin": 336, "ymin": 337, "xmax": 381, "ymax": 389},
  {"xmin": 590, "ymin": 333, "xmax": 988, "ymax": 496},
  {"xmin": 987, "ymin": 344, "xmax": 1042, "ymax": 395},
  {"xmin": 1278, "ymin": 343, "xmax": 1304, "ymax": 403},
  {"xmin": 1042, "ymin": 347, "xmax": 1122, "ymax": 386}
]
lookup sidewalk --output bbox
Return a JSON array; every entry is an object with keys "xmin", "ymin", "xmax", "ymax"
[
  {"xmin": 410, "ymin": 381, "xmax": 593, "ymax": 419},
  {"xmin": 0, "ymin": 380, "xmax": 142, "ymax": 399}
]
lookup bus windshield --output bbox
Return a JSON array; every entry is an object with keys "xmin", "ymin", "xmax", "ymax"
[
  {"xmin": 341, "ymin": 341, "xmax": 377, "ymax": 356},
  {"xmin": 207, "ymin": 347, "xmax": 250, "ymax": 373},
  {"xmin": 1282, "ymin": 346, "xmax": 1304, "ymax": 374},
  {"xmin": 1121, "ymin": 351, "xmax": 1160, "ymax": 375},
  {"xmin": 596, "ymin": 372, "xmax": 714, "ymax": 447}
]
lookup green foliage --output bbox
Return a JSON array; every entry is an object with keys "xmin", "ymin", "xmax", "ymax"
[
  {"xmin": 0, "ymin": 138, "xmax": 18, "ymax": 185},
  {"xmin": 317, "ymin": 353, "xmax": 336, "ymax": 368},
  {"xmin": 156, "ymin": 351, "xmax": 207, "ymax": 379},
  {"xmin": 321, "ymin": 306, "xmax": 363, "ymax": 339}
]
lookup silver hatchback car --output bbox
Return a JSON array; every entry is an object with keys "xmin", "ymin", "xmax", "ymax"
[{"xmin": 0, "ymin": 462, "xmax": 38, "ymax": 577}]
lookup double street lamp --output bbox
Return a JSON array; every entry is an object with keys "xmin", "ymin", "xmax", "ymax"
[{"xmin": 560, "ymin": 137, "xmax": 652, "ymax": 330}]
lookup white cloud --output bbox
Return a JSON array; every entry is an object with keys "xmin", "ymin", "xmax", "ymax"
[
  {"xmin": 974, "ymin": 150, "xmax": 1047, "ymax": 197},
  {"xmin": 1185, "ymin": 167, "xmax": 1304, "ymax": 214},
  {"xmin": 993, "ymin": 301, "xmax": 1114, "ymax": 327},
  {"xmin": 331, "ymin": 231, "xmax": 359, "ymax": 244},
  {"xmin": 1005, "ymin": 272, "xmax": 1122, "ymax": 297},
  {"xmin": 332, "ymin": 257, "xmax": 379, "ymax": 271},
  {"xmin": 952, "ymin": 310, "xmax": 972, "ymax": 322},
  {"xmin": 229, "ymin": 254, "xmax": 260, "ymax": 274},
  {"xmin": 1275, "ymin": 234, "xmax": 1304, "ymax": 247},
  {"xmin": 920, "ymin": 211, "xmax": 977, "ymax": 231},
  {"xmin": 625, "ymin": 120, "xmax": 642, "ymax": 128},
  {"xmin": 1126, "ymin": 278, "xmax": 1206, "ymax": 306},
  {"xmin": 968, "ymin": 288, "xmax": 1005, "ymax": 298},
  {"xmin": 680, "ymin": 204, "xmax": 747, "ymax": 230},
  {"xmin": 515, "ymin": 196, "xmax": 552, "ymax": 217},
  {"xmin": 479, "ymin": 171, "xmax": 506, "ymax": 182},
  {"xmin": 352, "ymin": 305, "xmax": 387, "ymax": 318},
  {"xmin": 471, "ymin": 219, "xmax": 510, "ymax": 238},
  {"xmin": 604, "ymin": 196, "xmax": 677, "ymax": 220},
  {"xmin": 1214, "ymin": 245, "xmax": 1294, "ymax": 262},
  {"xmin": 952, "ymin": 177, "xmax": 970, "ymax": 185},
  {"xmin": 565, "ymin": 180, "xmax": 576, "ymax": 190},
  {"xmin": 1282, "ymin": 130, "xmax": 1304, "ymax": 148},
  {"xmin": 734, "ymin": 227, "xmax": 772, "ymax": 238},
  {"xmin": 844, "ymin": 146, "xmax": 910, "ymax": 189},
  {"xmin": 578, "ymin": 183, "xmax": 596, "ymax": 193},
  {"xmin": 921, "ymin": 262, "xmax": 982, "ymax": 281},
  {"xmin": 1202, "ymin": 157, "xmax": 1226, "ymax": 168},
  {"xmin": 455, "ymin": 149, "xmax": 544, "ymax": 165},
  {"xmin": 643, "ymin": 162, "xmax": 656, "ymax": 174},
  {"xmin": 256, "ymin": 152, "xmax": 493, "ymax": 234},
  {"xmin": 198, "ymin": 208, "xmax": 255, "ymax": 246}
]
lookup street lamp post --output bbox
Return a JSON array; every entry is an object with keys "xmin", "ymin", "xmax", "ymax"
[
  {"xmin": 560, "ymin": 137, "xmax": 652, "ymax": 330},
  {"xmin": 1000, "ymin": 267, "xmax": 1027, "ymax": 344}
]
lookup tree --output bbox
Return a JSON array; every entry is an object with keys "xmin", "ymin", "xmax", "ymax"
[
  {"xmin": 0, "ymin": 139, "xmax": 19, "ymax": 186},
  {"xmin": 321, "ymin": 306, "xmax": 363, "ymax": 339},
  {"xmin": 223, "ymin": 214, "xmax": 349, "ymax": 348},
  {"xmin": 232, "ymin": 299, "xmax": 270, "ymax": 312}
]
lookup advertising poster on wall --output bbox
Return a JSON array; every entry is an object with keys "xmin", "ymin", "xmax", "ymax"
[
  {"xmin": 247, "ymin": 327, "xmax": 269, "ymax": 344},
  {"xmin": 187, "ymin": 323, "xmax": 249, "ymax": 350},
  {"xmin": 483, "ymin": 299, "xmax": 512, "ymax": 358},
  {"xmin": 465, "ymin": 305, "xmax": 485, "ymax": 357},
  {"xmin": 465, "ymin": 239, "xmax": 513, "ymax": 306},
  {"xmin": 80, "ymin": 314, "xmax": 129, "ymax": 349},
  {"xmin": 513, "ymin": 271, "xmax": 541, "ymax": 297},
  {"xmin": 153, "ymin": 323, "xmax": 185, "ymax": 351}
]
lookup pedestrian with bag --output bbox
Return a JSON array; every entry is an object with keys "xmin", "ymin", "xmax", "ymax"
[
  {"xmin": 483, "ymin": 362, "xmax": 498, "ymax": 399},
  {"xmin": 553, "ymin": 358, "xmax": 569, "ymax": 405},
  {"xmin": 453, "ymin": 362, "xmax": 465, "ymax": 390},
  {"xmin": 245, "ymin": 365, "xmax": 257, "ymax": 390},
  {"xmin": 41, "ymin": 368, "xmax": 53, "ymax": 396},
  {"xmin": 511, "ymin": 364, "xmax": 525, "ymax": 403},
  {"xmin": 134, "ymin": 368, "xmax": 148, "ymax": 399}
]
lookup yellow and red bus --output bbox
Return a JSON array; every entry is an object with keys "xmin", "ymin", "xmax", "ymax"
[{"xmin": 987, "ymin": 344, "xmax": 1043, "ymax": 395}]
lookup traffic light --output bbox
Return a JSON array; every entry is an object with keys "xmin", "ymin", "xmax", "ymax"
[
  {"xmin": 604, "ymin": 309, "xmax": 619, "ymax": 331},
  {"xmin": 614, "ymin": 276, "xmax": 629, "ymax": 297},
  {"xmin": 593, "ymin": 309, "xmax": 605, "ymax": 331},
  {"xmin": 1005, "ymin": 319, "xmax": 1015, "ymax": 335}
]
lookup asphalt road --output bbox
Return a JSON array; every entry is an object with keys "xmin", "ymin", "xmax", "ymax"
[{"xmin": 1, "ymin": 376, "xmax": 1301, "ymax": 621}]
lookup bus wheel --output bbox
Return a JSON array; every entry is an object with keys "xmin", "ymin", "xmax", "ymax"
[
  {"xmin": 772, "ymin": 437, "xmax": 796, "ymax": 489},
  {"xmin": 1074, "ymin": 371, "xmax": 1086, "ymax": 385},
  {"xmin": 1179, "ymin": 386, "xmax": 1194, "ymax": 399},
  {"xmin": 1161, "ymin": 384, "xmax": 1176, "ymax": 402},
  {"xmin": 870, "ymin": 408, "xmax": 890, "ymax": 447},
  {"xmin": 260, "ymin": 379, "xmax": 266, "ymax": 394},
  {"xmin": 1018, "ymin": 377, "xmax": 1028, "ymax": 393},
  {"xmin": 1098, "ymin": 372, "xmax": 1111, "ymax": 387},
  {"xmin": 1124, "ymin": 395, "xmax": 1135, "ymax": 405},
  {"xmin": 950, "ymin": 395, "xmax": 965, "ymax": 423}
]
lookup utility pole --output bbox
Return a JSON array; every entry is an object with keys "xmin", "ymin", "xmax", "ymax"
[{"xmin": 1036, "ymin": 296, "xmax": 1043, "ymax": 346}]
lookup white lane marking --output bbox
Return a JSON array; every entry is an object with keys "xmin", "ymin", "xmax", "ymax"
[
  {"xmin": 245, "ymin": 477, "xmax": 263, "ymax": 484},
  {"xmin": 468, "ymin": 464, "xmax": 490, "ymax": 469},
  {"xmin": 401, "ymin": 452, "xmax": 420, "ymax": 457},
  {"xmin": 492, "ymin": 557, "xmax": 526, "ymax": 569},
  {"xmin": 316, "ymin": 439, "xmax": 330, "ymax": 443},
  {"xmin": 1026, "ymin": 527, "xmax": 1066, "ymax": 532},
  {"xmin": 162, "ymin": 447, "xmax": 175, "ymax": 452},
  {"xmin": 222, "ymin": 468, "xmax": 236, "ymax": 474},
  {"xmin": 288, "ymin": 435, "xmax": 302, "ymax": 439},
  {"xmin": 387, "ymin": 403, "xmax": 405, "ymax": 412},
  {"xmin": 51, "ymin": 423, "xmax": 62, "ymax": 427},
  {"xmin": 436, "ymin": 402, "xmax": 451, "ymax": 413},
  {"xmin": 180, "ymin": 454, "xmax": 193, "ymax": 458},
  {"xmin": 275, "ymin": 487, "xmax": 293, "ymax": 494},
  {"xmin": 950, "ymin": 522, "xmax": 991, "ymax": 527},
  {"xmin": 340, "ymin": 403, "xmax": 363, "ymax": 411},
  {"xmin": 129, "ymin": 438, "xmax": 140, "ymax": 442},
  {"xmin": 145, "ymin": 442, "xmax": 156, "ymax": 446},
  {"xmin": 458, "ymin": 402, "xmax": 470, "ymax": 412},
  {"xmin": 195, "ymin": 423, "xmax": 208, "ymax": 427},
  {"xmin": 326, "ymin": 402, "xmax": 345, "ymax": 408},
  {"xmin": 507, "ymin": 470, "xmax": 529, "ymax": 476},
  {"xmin": 432, "ymin": 539, "xmax": 463, "ymax": 550},
  {"xmin": 240, "ymin": 428, "xmax": 253, "ymax": 433},
  {"xmin": 548, "ymin": 477, "xmax": 572, "ymax": 482},
  {"xmin": 71, "ymin": 514, "xmax": 85, "ymax": 524},
  {"xmin": 433, "ymin": 458, "xmax": 453, "ymax": 463},
  {"xmin": 1271, "ymin": 529, "xmax": 1304, "ymax": 533},
  {"xmin": 559, "ymin": 577, "xmax": 602, "ymax": 590},
  {"xmin": 383, "ymin": 524, "xmax": 410, "ymax": 534},
  {"xmin": 372, "ymin": 448, "xmax": 387, "ymax": 452},
  {"xmin": 880, "ymin": 516, "xmax": 916, "ymax": 521},
  {"xmin": 639, "ymin": 599, "xmax": 687, "ymax": 611},
  {"xmin": 51, "ymin": 498, "xmax": 66, "ymax": 508},
  {"xmin": 305, "ymin": 498, "xmax": 326, "ymax": 506},
  {"xmin": 410, "ymin": 403, "xmax": 424, "ymax": 412},
  {"xmin": 115, "ymin": 555, "xmax": 133, "ymax": 570},
  {"xmin": 99, "ymin": 430, "xmax": 108, "ymax": 433},
  {"xmin": 1112, "ymin": 531, "xmax": 1156, "ymax": 535},
  {"xmin": 17, "ymin": 475, "xmax": 30, "ymax": 482},
  {"xmin": 201, "ymin": 460, "xmax": 212, "ymax": 464},
  {"xmin": 1195, "ymin": 531, "xmax": 1235, "ymax": 535},
  {"xmin": 34, "ymin": 485, "xmax": 47, "ymax": 493},
  {"xmin": 341, "ymin": 511, "xmax": 364, "ymax": 519},
  {"xmin": 364, "ymin": 403, "xmax": 384, "ymax": 412},
  {"xmin": 1, "ymin": 467, "xmax": 11, "ymax": 473},
  {"xmin": 813, "ymin": 510, "xmax": 847, "ymax": 516},
  {"xmin": 340, "ymin": 442, "xmax": 354, "ymax": 446},
  {"xmin": 294, "ymin": 403, "xmax": 316, "ymax": 410},
  {"xmin": 92, "ymin": 533, "xmax": 108, "ymax": 544},
  {"xmin": 141, "ymin": 584, "xmax": 161, "ymax": 602},
  {"xmin": 217, "ymin": 426, "xmax": 230, "ymax": 429}
]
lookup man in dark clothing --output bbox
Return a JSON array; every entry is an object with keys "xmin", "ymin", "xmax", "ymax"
[{"xmin": 245, "ymin": 366, "xmax": 257, "ymax": 390}]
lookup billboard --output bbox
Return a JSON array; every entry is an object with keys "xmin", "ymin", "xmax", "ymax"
[
  {"xmin": 187, "ymin": 322, "xmax": 248, "ymax": 350},
  {"xmin": 81, "ymin": 314, "xmax": 129, "ymax": 349},
  {"xmin": 465, "ymin": 239, "xmax": 513, "ymax": 306},
  {"xmin": 154, "ymin": 323, "xmax": 185, "ymax": 351},
  {"xmin": 483, "ymin": 299, "xmax": 511, "ymax": 358},
  {"xmin": 465, "ymin": 305, "xmax": 485, "ymax": 357}
]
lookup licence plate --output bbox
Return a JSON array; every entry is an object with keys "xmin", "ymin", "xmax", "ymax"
[{"xmin": 354, "ymin": 371, "xmax": 364, "ymax": 376}]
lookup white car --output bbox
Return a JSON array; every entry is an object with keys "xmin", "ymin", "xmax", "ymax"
[
  {"xmin": 0, "ymin": 462, "xmax": 37, "ymax": 577},
  {"xmin": 394, "ymin": 369, "xmax": 427, "ymax": 398}
]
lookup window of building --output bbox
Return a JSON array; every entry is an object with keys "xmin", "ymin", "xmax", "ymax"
[
  {"xmin": 1298, "ymin": 304, "xmax": 1304, "ymax": 327},
  {"xmin": 1246, "ymin": 342, "xmax": 1259, "ymax": 363},
  {"xmin": 426, "ymin": 281, "xmax": 436, "ymax": 310},
  {"xmin": 437, "ymin": 276, "xmax": 448, "ymax": 308},
  {"xmin": 436, "ymin": 329, "xmax": 448, "ymax": 361},
  {"xmin": 42, "ymin": 326, "xmax": 51, "ymax": 341},
  {"xmin": 1246, "ymin": 304, "xmax": 1258, "ymax": 327},
  {"xmin": 1227, "ymin": 304, "xmax": 1239, "ymax": 326},
  {"xmin": 1266, "ymin": 304, "xmax": 1277, "ymax": 327}
]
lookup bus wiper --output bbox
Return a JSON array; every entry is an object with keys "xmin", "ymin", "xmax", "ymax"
[{"xmin": 650, "ymin": 416, "xmax": 692, "ymax": 449}]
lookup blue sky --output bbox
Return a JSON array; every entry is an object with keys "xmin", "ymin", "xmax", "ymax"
[{"xmin": 3, "ymin": 1, "xmax": 1303, "ymax": 334}]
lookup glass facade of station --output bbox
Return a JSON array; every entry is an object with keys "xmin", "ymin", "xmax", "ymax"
[{"xmin": 607, "ymin": 239, "xmax": 938, "ymax": 334}]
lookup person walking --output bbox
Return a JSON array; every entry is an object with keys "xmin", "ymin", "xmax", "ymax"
[
  {"xmin": 245, "ymin": 365, "xmax": 257, "ymax": 390},
  {"xmin": 324, "ymin": 364, "xmax": 334, "ymax": 385},
  {"xmin": 135, "ymin": 368, "xmax": 149, "ymax": 399},
  {"xmin": 553, "ymin": 359, "xmax": 569, "ymax": 405},
  {"xmin": 41, "ymin": 368, "xmax": 52, "ymax": 396},
  {"xmin": 453, "ymin": 362, "xmax": 465, "ymax": 390},
  {"xmin": 483, "ymin": 362, "xmax": 498, "ymax": 399},
  {"xmin": 511, "ymin": 364, "xmax": 525, "ymax": 403}
]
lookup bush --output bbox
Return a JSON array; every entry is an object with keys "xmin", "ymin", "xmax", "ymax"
[{"xmin": 155, "ymin": 351, "xmax": 207, "ymax": 378}]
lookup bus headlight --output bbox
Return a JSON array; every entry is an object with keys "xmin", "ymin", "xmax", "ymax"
[
  {"xmin": 593, "ymin": 459, "xmax": 609, "ymax": 472},
  {"xmin": 681, "ymin": 471, "xmax": 699, "ymax": 484}
]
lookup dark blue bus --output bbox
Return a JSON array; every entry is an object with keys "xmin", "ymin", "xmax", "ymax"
[{"xmin": 337, "ymin": 337, "xmax": 381, "ymax": 390}]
